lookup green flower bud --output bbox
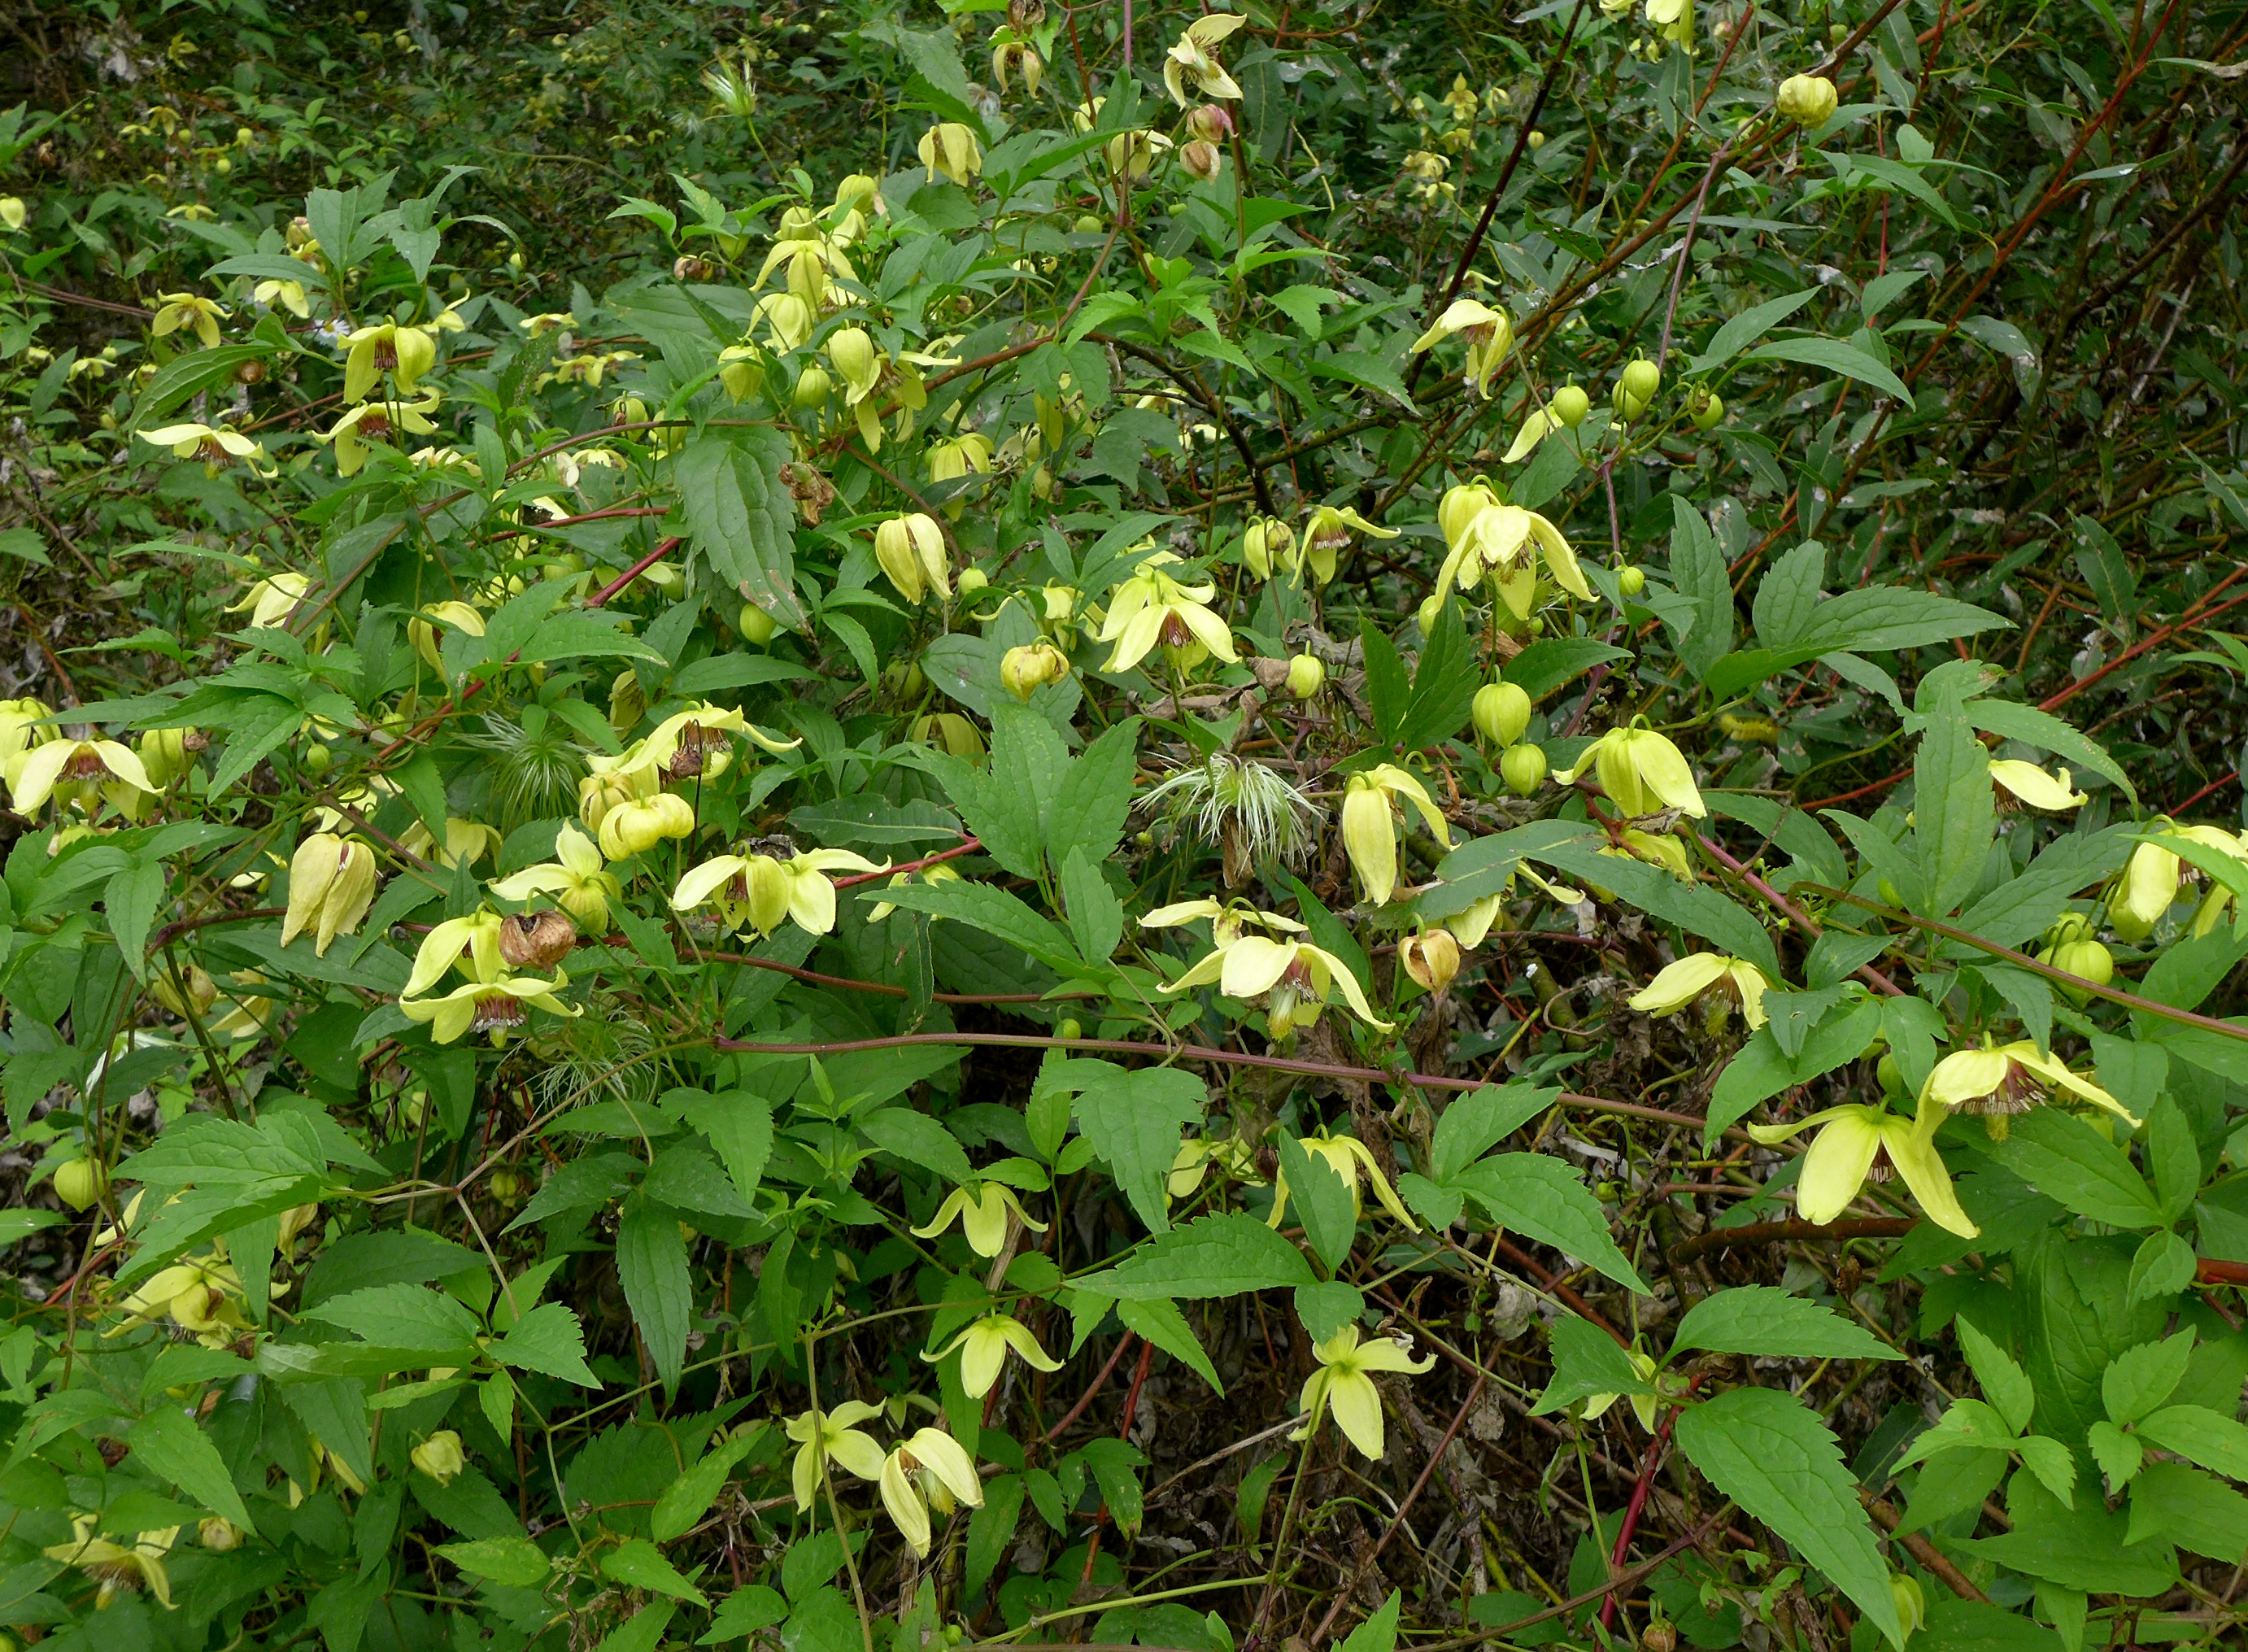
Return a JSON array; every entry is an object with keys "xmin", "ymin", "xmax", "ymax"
[
  {"xmin": 1550, "ymin": 384, "xmax": 1591, "ymax": 426},
  {"xmin": 1286, "ymin": 652, "xmax": 1326, "ymax": 699},
  {"xmin": 1689, "ymin": 388, "xmax": 1724, "ymax": 430},
  {"xmin": 1618, "ymin": 564, "xmax": 1647, "ymax": 596},
  {"xmin": 1474, "ymin": 681, "xmax": 1532, "ymax": 746},
  {"xmin": 54, "ymin": 1156, "xmax": 106, "ymax": 1212},
  {"xmin": 957, "ymin": 566, "xmax": 990, "ymax": 595},
  {"xmin": 1776, "ymin": 73, "xmax": 1840, "ymax": 127},
  {"xmin": 1501, "ymin": 743, "xmax": 1549, "ymax": 796},
  {"xmin": 1615, "ymin": 357, "xmax": 1661, "ymax": 421},
  {"xmin": 738, "ymin": 602, "xmax": 778, "ymax": 645}
]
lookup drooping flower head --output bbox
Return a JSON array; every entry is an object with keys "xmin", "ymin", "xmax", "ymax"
[
  {"xmin": 1920, "ymin": 1039, "xmax": 2137, "ymax": 1134},
  {"xmin": 1408, "ymin": 299, "xmax": 1514, "ymax": 397},
  {"xmin": 1748, "ymin": 1102, "xmax": 1976, "ymax": 1237},
  {"xmin": 1293, "ymin": 1325, "xmax": 1435, "ymax": 1459},
  {"xmin": 1340, "ymin": 763, "xmax": 1453, "ymax": 906},
  {"xmin": 880, "ymin": 1428, "xmax": 985, "ymax": 1558},
  {"xmin": 1556, "ymin": 722, "xmax": 1706, "ymax": 818},
  {"xmin": 1163, "ymin": 13, "xmax": 1248, "ymax": 107},
  {"xmin": 924, "ymin": 1314, "xmax": 1063, "ymax": 1398},
  {"xmin": 1095, "ymin": 551, "xmax": 1237, "ymax": 673},
  {"xmin": 1627, "ymin": 952, "xmax": 1771, "ymax": 1031}
]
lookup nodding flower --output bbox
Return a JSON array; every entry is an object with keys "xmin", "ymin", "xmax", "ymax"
[
  {"xmin": 1749, "ymin": 1102, "xmax": 1977, "ymax": 1237},
  {"xmin": 1409, "ymin": 299, "xmax": 1514, "ymax": 398},
  {"xmin": 1628, "ymin": 952, "xmax": 1773, "ymax": 1031},
  {"xmin": 1163, "ymin": 13, "xmax": 1248, "ymax": 106},
  {"xmin": 281, "ymin": 832, "xmax": 380, "ymax": 957},
  {"xmin": 1556, "ymin": 721, "xmax": 1707, "ymax": 820},
  {"xmin": 924, "ymin": 1313, "xmax": 1063, "ymax": 1398},
  {"xmin": 1988, "ymin": 759, "xmax": 2087, "ymax": 812},
  {"xmin": 917, "ymin": 122, "xmax": 984, "ymax": 186},
  {"xmin": 137, "ymin": 421, "xmax": 276, "ymax": 477},
  {"xmin": 880, "ymin": 1428, "xmax": 985, "ymax": 1557},
  {"xmin": 1293, "ymin": 1326, "xmax": 1435, "ymax": 1459},
  {"xmin": 1340, "ymin": 763, "xmax": 1453, "ymax": 907},
  {"xmin": 1920, "ymin": 1039, "xmax": 2136, "ymax": 1135}
]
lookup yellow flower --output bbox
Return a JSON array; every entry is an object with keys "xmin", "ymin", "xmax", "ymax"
[
  {"xmin": 756, "ymin": 291, "xmax": 816, "ymax": 351},
  {"xmin": 1000, "ymin": 641, "xmax": 1070, "ymax": 700},
  {"xmin": 137, "ymin": 422, "xmax": 276, "ymax": 477},
  {"xmin": 254, "ymin": 277, "xmax": 310, "ymax": 317},
  {"xmin": 45, "ymin": 1515, "xmax": 178, "ymax": 1610},
  {"xmin": 0, "ymin": 697, "xmax": 54, "ymax": 769},
  {"xmin": 925, "ymin": 1314, "xmax": 1064, "ymax": 1398},
  {"xmin": 136, "ymin": 727, "xmax": 201, "ymax": 790},
  {"xmin": 1163, "ymin": 931, "xmax": 1392, "ymax": 1035},
  {"xmin": 398, "ymin": 817, "xmax": 502, "ymax": 871},
  {"xmin": 1295, "ymin": 504, "xmax": 1399, "ymax": 586},
  {"xmin": 786, "ymin": 1402, "xmax": 887, "ymax": 1510},
  {"xmin": 342, "ymin": 321, "xmax": 439, "ymax": 402},
  {"xmin": 1162, "ymin": 12, "xmax": 1247, "ymax": 106},
  {"xmin": 2110, "ymin": 822, "xmax": 2247, "ymax": 940},
  {"xmin": 227, "ymin": 569, "xmax": 311, "ymax": 629},
  {"xmin": 1340, "ymin": 763, "xmax": 1453, "ymax": 906},
  {"xmin": 1096, "ymin": 554, "xmax": 1236, "ymax": 672},
  {"xmin": 151, "ymin": 292, "xmax": 228, "ymax": 349},
  {"xmin": 597, "ymin": 792, "xmax": 698, "ymax": 861},
  {"xmin": 1775, "ymin": 73, "xmax": 1839, "ymax": 126},
  {"xmin": 1270, "ymin": 1132, "xmax": 1418, "ymax": 1231},
  {"xmin": 879, "ymin": 1428, "xmax": 984, "ymax": 1558},
  {"xmin": 411, "ymin": 1431, "xmax": 465, "ymax": 1486},
  {"xmin": 1628, "ymin": 952, "xmax": 1771, "ymax": 1029},
  {"xmin": 399, "ymin": 965, "xmax": 577, "ymax": 1044},
  {"xmin": 324, "ymin": 390, "xmax": 442, "ymax": 477},
  {"xmin": 1747, "ymin": 1103, "xmax": 1976, "ymax": 1237},
  {"xmin": 1408, "ymin": 299, "xmax": 1514, "ymax": 397},
  {"xmin": 409, "ymin": 601, "xmax": 485, "ymax": 673},
  {"xmin": 913, "ymin": 1183, "xmax": 1049, "ymax": 1258},
  {"xmin": 1430, "ymin": 499, "xmax": 1591, "ymax": 620},
  {"xmin": 4, "ymin": 738, "xmax": 154, "ymax": 817},
  {"xmin": 1921, "ymin": 1040, "xmax": 2137, "ymax": 1126},
  {"xmin": 405, "ymin": 911, "xmax": 507, "ymax": 997},
  {"xmin": 1556, "ymin": 723, "xmax": 1706, "ymax": 818},
  {"xmin": 672, "ymin": 847, "xmax": 886, "ymax": 937},
  {"xmin": 1242, "ymin": 516, "xmax": 1294, "ymax": 579},
  {"xmin": 1608, "ymin": 826, "xmax": 1694, "ymax": 883},
  {"xmin": 490, "ymin": 824, "xmax": 621, "ymax": 934},
  {"xmin": 918, "ymin": 122, "xmax": 984, "ymax": 185},
  {"xmin": 615, "ymin": 703, "xmax": 799, "ymax": 785},
  {"xmin": 1400, "ymin": 927, "xmax": 1462, "ymax": 992},
  {"xmin": 1989, "ymin": 759, "xmax": 2086, "ymax": 811},
  {"xmin": 281, "ymin": 833, "xmax": 381, "ymax": 956},
  {"xmin": 874, "ymin": 512, "xmax": 952, "ymax": 605},
  {"xmin": 1293, "ymin": 1325, "xmax": 1435, "ymax": 1458},
  {"xmin": 0, "ymin": 197, "xmax": 24, "ymax": 233}
]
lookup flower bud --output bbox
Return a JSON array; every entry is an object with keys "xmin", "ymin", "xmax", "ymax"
[
  {"xmin": 411, "ymin": 1431, "xmax": 466, "ymax": 1486},
  {"xmin": 673, "ymin": 255, "xmax": 717, "ymax": 282},
  {"xmin": 1550, "ymin": 384, "xmax": 1591, "ymax": 426},
  {"xmin": 200, "ymin": 1518, "xmax": 243, "ymax": 1551},
  {"xmin": 826, "ymin": 326, "xmax": 880, "ymax": 399},
  {"xmin": 1614, "ymin": 358, "xmax": 1660, "ymax": 421},
  {"xmin": 54, "ymin": 1157, "xmax": 106, "ymax": 1211},
  {"xmin": 1775, "ymin": 73, "xmax": 1840, "ymax": 127},
  {"xmin": 1688, "ymin": 386, "xmax": 1724, "ymax": 431},
  {"xmin": 957, "ymin": 566, "xmax": 990, "ymax": 595},
  {"xmin": 792, "ymin": 363, "xmax": 832, "ymax": 408},
  {"xmin": 1501, "ymin": 743, "xmax": 1549, "ymax": 796},
  {"xmin": 137, "ymin": 726, "xmax": 199, "ymax": 789},
  {"xmin": 1527, "ymin": 129, "xmax": 1546, "ymax": 149},
  {"xmin": 608, "ymin": 669, "xmax": 647, "ymax": 736},
  {"xmin": 873, "ymin": 512, "xmax": 950, "ymax": 605},
  {"xmin": 1178, "ymin": 140, "xmax": 1222, "ymax": 181},
  {"xmin": 1401, "ymin": 928, "xmax": 1462, "ymax": 993},
  {"xmin": 911, "ymin": 713, "xmax": 987, "ymax": 757},
  {"xmin": 1286, "ymin": 652, "xmax": 1326, "ymax": 700},
  {"xmin": 499, "ymin": 909, "xmax": 578, "ymax": 970},
  {"xmin": 1000, "ymin": 641, "xmax": 1070, "ymax": 701},
  {"xmin": 598, "ymin": 792, "xmax": 696, "ymax": 860},
  {"xmin": 1640, "ymin": 1624, "xmax": 1678, "ymax": 1652},
  {"xmin": 2045, "ymin": 937, "xmax": 2114, "ymax": 1004},
  {"xmin": 738, "ymin": 602, "xmax": 778, "ymax": 645},
  {"xmin": 1242, "ymin": 517, "xmax": 1293, "ymax": 578},
  {"xmin": 1473, "ymin": 681, "xmax": 1531, "ymax": 747},
  {"xmin": 1187, "ymin": 104, "xmax": 1235, "ymax": 144},
  {"xmin": 0, "ymin": 197, "xmax": 24, "ymax": 233},
  {"xmin": 1618, "ymin": 564, "xmax": 1647, "ymax": 597},
  {"xmin": 153, "ymin": 962, "xmax": 218, "ymax": 1020}
]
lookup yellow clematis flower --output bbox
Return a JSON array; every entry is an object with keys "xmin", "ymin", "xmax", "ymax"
[
  {"xmin": 1293, "ymin": 1325, "xmax": 1435, "ymax": 1459},
  {"xmin": 879, "ymin": 1428, "xmax": 985, "ymax": 1558},
  {"xmin": 254, "ymin": 277, "xmax": 311, "ymax": 317},
  {"xmin": 1989, "ymin": 760, "xmax": 2086, "ymax": 811},
  {"xmin": 408, "ymin": 601, "xmax": 485, "ymax": 673},
  {"xmin": 918, "ymin": 122, "xmax": 984, "ymax": 186},
  {"xmin": 925, "ymin": 1313, "xmax": 1064, "ymax": 1399},
  {"xmin": 673, "ymin": 846, "xmax": 886, "ymax": 937},
  {"xmin": 616, "ymin": 703, "xmax": 800, "ymax": 784},
  {"xmin": 399, "ymin": 963, "xmax": 577, "ymax": 1044},
  {"xmin": 1096, "ymin": 554, "xmax": 1238, "ymax": 673},
  {"xmin": 0, "ymin": 697, "xmax": 54, "ymax": 769},
  {"xmin": 1163, "ymin": 12, "xmax": 1247, "ymax": 105},
  {"xmin": 785, "ymin": 1402, "xmax": 887, "ymax": 1510},
  {"xmin": 874, "ymin": 512, "xmax": 952, "ymax": 605},
  {"xmin": 597, "ymin": 791, "xmax": 698, "ymax": 860},
  {"xmin": 398, "ymin": 817, "xmax": 502, "ymax": 871},
  {"xmin": 912, "ymin": 1182, "xmax": 1049, "ymax": 1258},
  {"xmin": 1269, "ymin": 1131, "xmax": 1419, "ymax": 1231},
  {"xmin": 490, "ymin": 823, "xmax": 622, "ymax": 934},
  {"xmin": 1921, "ymin": 1039, "xmax": 2137, "ymax": 1127},
  {"xmin": 1429, "ymin": 499, "xmax": 1592, "ymax": 620},
  {"xmin": 1748, "ymin": 1103, "xmax": 1976, "ymax": 1237},
  {"xmin": 2109, "ymin": 822, "xmax": 2248, "ymax": 940},
  {"xmin": 151, "ymin": 292, "xmax": 228, "ymax": 349},
  {"xmin": 1628, "ymin": 952, "xmax": 1771, "ymax": 1030},
  {"xmin": 281, "ymin": 832, "xmax": 380, "ymax": 957},
  {"xmin": 137, "ymin": 422, "xmax": 277, "ymax": 477},
  {"xmin": 1295, "ymin": 503, "xmax": 1399, "ymax": 585},
  {"xmin": 45, "ymin": 1515, "xmax": 179, "ymax": 1610},
  {"xmin": 1408, "ymin": 299, "xmax": 1514, "ymax": 398},
  {"xmin": 341, "ymin": 321, "xmax": 439, "ymax": 402},
  {"xmin": 1341, "ymin": 763, "xmax": 1453, "ymax": 906},
  {"xmin": 411, "ymin": 1431, "xmax": 465, "ymax": 1485},
  {"xmin": 227, "ymin": 569, "xmax": 311, "ymax": 630},
  {"xmin": 324, "ymin": 390, "xmax": 442, "ymax": 477},
  {"xmin": 1557, "ymin": 721, "xmax": 1706, "ymax": 818},
  {"xmin": 4, "ymin": 737, "xmax": 154, "ymax": 818},
  {"xmin": 405, "ymin": 911, "xmax": 506, "ymax": 997},
  {"xmin": 1162, "ymin": 931, "xmax": 1392, "ymax": 1035}
]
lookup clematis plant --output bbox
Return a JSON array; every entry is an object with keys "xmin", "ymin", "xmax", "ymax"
[
  {"xmin": 1628, "ymin": 952, "xmax": 1773, "ymax": 1031},
  {"xmin": 1293, "ymin": 1325, "xmax": 1435, "ymax": 1458},
  {"xmin": 1557, "ymin": 722, "xmax": 1707, "ymax": 818},
  {"xmin": 1340, "ymin": 763, "xmax": 1454, "ymax": 906},
  {"xmin": 924, "ymin": 1313, "xmax": 1063, "ymax": 1399},
  {"xmin": 1749, "ymin": 1102, "xmax": 1976, "ymax": 1237},
  {"xmin": 879, "ymin": 1428, "xmax": 985, "ymax": 1558},
  {"xmin": 785, "ymin": 1402, "xmax": 887, "ymax": 1510}
]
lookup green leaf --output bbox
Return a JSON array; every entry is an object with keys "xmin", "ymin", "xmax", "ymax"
[
  {"xmin": 858, "ymin": 1105, "xmax": 974, "ymax": 1185},
  {"xmin": 1453, "ymin": 1154, "xmax": 1649, "ymax": 1293},
  {"xmin": 1746, "ymin": 335, "xmax": 1916, "ymax": 407},
  {"xmin": 1501, "ymin": 639, "xmax": 1628, "ymax": 702},
  {"xmin": 2015, "ymin": 1433, "xmax": 2079, "ymax": 1507},
  {"xmin": 1689, "ymin": 289, "xmax": 1823, "ymax": 371},
  {"xmin": 2102, "ymin": 1335, "xmax": 2194, "ymax": 1426},
  {"xmin": 596, "ymin": 1602, "xmax": 679, "ymax": 1652},
  {"xmin": 1915, "ymin": 687, "xmax": 1994, "ymax": 918},
  {"xmin": 674, "ymin": 427, "xmax": 804, "ymax": 630},
  {"xmin": 1987, "ymin": 1109, "xmax": 2162, "ymax": 1229},
  {"xmin": 700, "ymin": 1586, "xmax": 788, "ymax": 1645},
  {"xmin": 1531, "ymin": 839, "xmax": 1781, "ymax": 980},
  {"xmin": 2127, "ymin": 1461, "xmax": 2248, "ymax": 1560},
  {"xmin": 1750, "ymin": 541, "xmax": 1828, "ymax": 650},
  {"xmin": 1337, "ymin": 1591, "xmax": 1401, "ymax": 1652},
  {"xmin": 1274, "ymin": 1132, "xmax": 1356, "ymax": 1274},
  {"xmin": 102, "ymin": 859, "xmax": 166, "ymax": 979},
  {"xmin": 1399, "ymin": 603, "xmax": 1479, "ymax": 749},
  {"xmin": 1529, "ymin": 1315, "xmax": 1647, "ymax": 1415},
  {"xmin": 2138, "ymin": 1402, "xmax": 2248, "ymax": 1481},
  {"xmin": 1670, "ymin": 1286, "xmax": 1897, "ymax": 1361},
  {"xmin": 1360, "ymin": 616, "xmax": 1410, "ymax": 744},
  {"xmin": 1967, "ymin": 700, "xmax": 2134, "ymax": 804},
  {"xmin": 130, "ymin": 1403, "xmax": 258, "ymax": 1536},
  {"xmin": 206, "ymin": 693, "xmax": 307, "ymax": 795},
  {"xmin": 1292, "ymin": 1281, "xmax": 1365, "ymax": 1343},
  {"xmin": 1675, "ymin": 1388, "xmax": 1903, "ymax": 1647},
  {"xmin": 1059, "ymin": 845, "xmax": 1123, "ymax": 964},
  {"xmin": 1046, "ymin": 717, "xmax": 1142, "ymax": 873},
  {"xmin": 616, "ymin": 1194, "xmax": 693, "ymax": 1391},
  {"xmin": 863, "ymin": 876, "xmax": 1083, "ymax": 974},
  {"xmin": 1085, "ymin": 1212, "xmax": 1314, "ymax": 1299},
  {"xmin": 438, "ymin": 1536, "xmax": 553, "ymax": 1588},
  {"xmin": 1114, "ymin": 1297, "xmax": 1224, "ymax": 1393},
  {"xmin": 651, "ymin": 1432, "xmax": 755, "ymax": 1542},
  {"xmin": 600, "ymin": 1537, "xmax": 708, "ymax": 1606},
  {"xmin": 304, "ymin": 1284, "xmax": 481, "ymax": 1354},
  {"xmin": 1956, "ymin": 1317, "xmax": 2035, "ymax": 1436},
  {"xmin": 495, "ymin": 1302, "xmax": 602, "ymax": 1387},
  {"xmin": 1666, "ymin": 497, "xmax": 1734, "ymax": 683},
  {"xmin": 1431, "ymin": 1085, "xmax": 1556, "ymax": 1183},
  {"xmin": 1073, "ymin": 1065, "xmax": 1204, "ymax": 1235},
  {"xmin": 964, "ymin": 1475, "xmax": 1025, "ymax": 1599}
]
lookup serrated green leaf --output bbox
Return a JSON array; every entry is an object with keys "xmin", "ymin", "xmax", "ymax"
[{"xmin": 1671, "ymin": 1286, "xmax": 1897, "ymax": 1361}]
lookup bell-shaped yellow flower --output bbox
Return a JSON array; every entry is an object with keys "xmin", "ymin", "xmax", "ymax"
[
  {"xmin": 491, "ymin": 823, "xmax": 622, "ymax": 934},
  {"xmin": 755, "ymin": 291, "xmax": 815, "ymax": 351},
  {"xmin": 918, "ymin": 122, "xmax": 984, "ymax": 185},
  {"xmin": 1989, "ymin": 760, "xmax": 2086, "ymax": 811},
  {"xmin": 2109, "ymin": 822, "xmax": 2246, "ymax": 940},
  {"xmin": 342, "ymin": 321, "xmax": 439, "ymax": 402},
  {"xmin": 411, "ymin": 1430, "xmax": 466, "ymax": 1485},
  {"xmin": 925, "ymin": 1313, "xmax": 1064, "ymax": 1399},
  {"xmin": 408, "ymin": 601, "xmax": 485, "ymax": 673},
  {"xmin": 880, "ymin": 1428, "xmax": 985, "ymax": 1558},
  {"xmin": 227, "ymin": 569, "xmax": 311, "ymax": 630},
  {"xmin": 1095, "ymin": 555, "xmax": 1237, "ymax": 673},
  {"xmin": 1747, "ymin": 1102, "xmax": 1976, "ymax": 1237},
  {"xmin": 324, "ymin": 390, "xmax": 442, "ymax": 477},
  {"xmin": 45, "ymin": 1515, "xmax": 178, "ymax": 1610},
  {"xmin": 152, "ymin": 291, "xmax": 228, "ymax": 349},
  {"xmin": 1921, "ymin": 1040, "xmax": 2136, "ymax": 1126},
  {"xmin": 875, "ymin": 512, "xmax": 952, "ymax": 605},
  {"xmin": 400, "ymin": 962, "xmax": 577, "ymax": 1044},
  {"xmin": 1163, "ymin": 12, "xmax": 1247, "ymax": 106},
  {"xmin": 1429, "ymin": 500, "xmax": 1591, "ymax": 619},
  {"xmin": 913, "ymin": 1183, "xmax": 1049, "ymax": 1258},
  {"xmin": 1557, "ymin": 722, "xmax": 1706, "ymax": 818},
  {"xmin": 1408, "ymin": 299, "xmax": 1514, "ymax": 397},
  {"xmin": 281, "ymin": 832, "xmax": 380, "ymax": 957},
  {"xmin": 398, "ymin": 817, "xmax": 502, "ymax": 871},
  {"xmin": 1293, "ymin": 1325, "xmax": 1435, "ymax": 1458},
  {"xmin": 1269, "ymin": 1132, "xmax": 1419, "ymax": 1231},
  {"xmin": 597, "ymin": 791, "xmax": 698, "ymax": 861},
  {"xmin": 785, "ymin": 1401, "xmax": 887, "ymax": 1510},
  {"xmin": 4, "ymin": 737, "xmax": 155, "ymax": 817},
  {"xmin": 1163, "ymin": 931, "xmax": 1392, "ymax": 1035},
  {"xmin": 1340, "ymin": 763, "xmax": 1453, "ymax": 906},
  {"xmin": 0, "ymin": 697, "xmax": 54, "ymax": 769},
  {"xmin": 1296, "ymin": 503, "xmax": 1399, "ymax": 585},
  {"xmin": 137, "ymin": 421, "xmax": 276, "ymax": 477},
  {"xmin": 1628, "ymin": 952, "xmax": 1771, "ymax": 1029}
]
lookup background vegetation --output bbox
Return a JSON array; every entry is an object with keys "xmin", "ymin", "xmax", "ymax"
[{"xmin": 3, "ymin": 1, "xmax": 2247, "ymax": 1651}]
